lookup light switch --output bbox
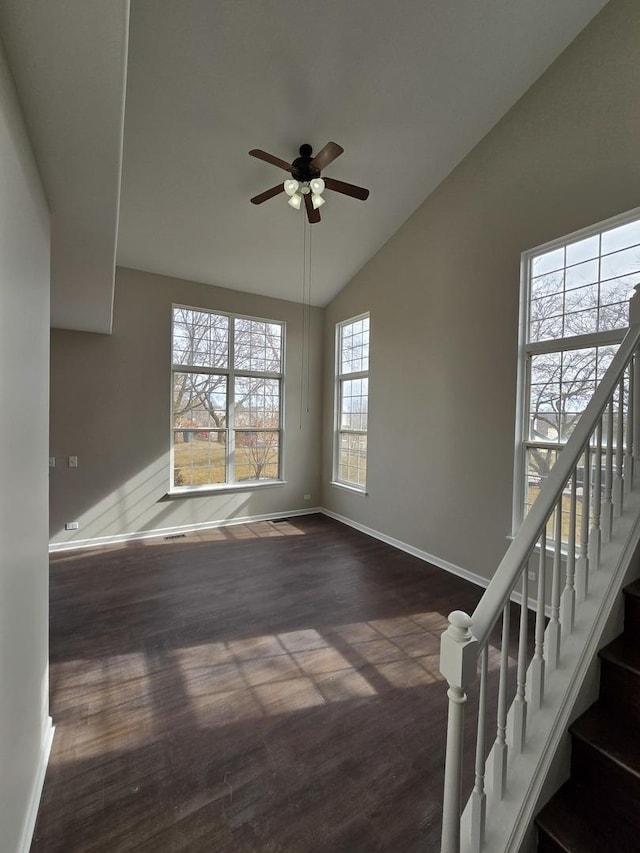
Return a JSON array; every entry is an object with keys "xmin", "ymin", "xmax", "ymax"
[
  {"xmin": 49, "ymin": 457, "xmax": 56, "ymax": 468},
  {"xmin": 68, "ymin": 456, "xmax": 78, "ymax": 468}
]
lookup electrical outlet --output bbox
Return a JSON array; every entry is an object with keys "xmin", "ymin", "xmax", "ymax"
[
  {"xmin": 303, "ymin": 494, "xmax": 311, "ymax": 500},
  {"xmin": 68, "ymin": 456, "xmax": 78, "ymax": 468},
  {"xmin": 49, "ymin": 457, "xmax": 56, "ymax": 468},
  {"xmin": 65, "ymin": 522, "xmax": 79, "ymax": 531},
  {"xmin": 528, "ymin": 570, "xmax": 536, "ymax": 582}
]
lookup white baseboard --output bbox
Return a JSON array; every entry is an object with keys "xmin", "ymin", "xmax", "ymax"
[
  {"xmin": 49, "ymin": 507, "xmax": 322, "ymax": 553},
  {"xmin": 320, "ymin": 509, "xmax": 551, "ymax": 615},
  {"xmin": 319, "ymin": 508, "xmax": 490, "ymax": 589},
  {"xmin": 18, "ymin": 717, "xmax": 54, "ymax": 853},
  {"xmin": 50, "ymin": 505, "xmax": 548, "ymax": 615}
]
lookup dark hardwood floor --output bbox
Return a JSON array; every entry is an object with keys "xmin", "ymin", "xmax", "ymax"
[{"xmin": 32, "ymin": 514, "xmax": 521, "ymax": 853}]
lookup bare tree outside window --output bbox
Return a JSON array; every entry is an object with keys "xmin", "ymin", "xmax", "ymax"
[
  {"xmin": 171, "ymin": 307, "xmax": 284, "ymax": 488},
  {"xmin": 520, "ymin": 218, "xmax": 640, "ymax": 530}
]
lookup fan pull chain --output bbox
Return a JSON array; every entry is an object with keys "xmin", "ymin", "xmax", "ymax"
[
  {"xmin": 307, "ymin": 225, "xmax": 312, "ymax": 414},
  {"xmin": 299, "ymin": 215, "xmax": 307, "ymax": 430}
]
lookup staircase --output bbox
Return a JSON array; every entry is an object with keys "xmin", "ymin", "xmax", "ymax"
[{"xmin": 535, "ymin": 578, "xmax": 640, "ymax": 853}]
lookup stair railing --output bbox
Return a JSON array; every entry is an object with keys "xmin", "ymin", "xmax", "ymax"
[{"xmin": 439, "ymin": 309, "xmax": 640, "ymax": 853}]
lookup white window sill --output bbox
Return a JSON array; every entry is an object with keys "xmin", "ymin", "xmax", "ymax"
[
  {"xmin": 330, "ymin": 481, "xmax": 368, "ymax": 496},
  {"xmin": 167, "ymin": 480, "xmax": 287, "ymax": 498}
]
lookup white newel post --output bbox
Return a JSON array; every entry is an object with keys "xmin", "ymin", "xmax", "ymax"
[
  {"xmin": 629, "ymin": 287, "xmax": 640, "ymax": 481},
  {"xmin": 440, "ymin": 611, "xmax": 478, "ymax": 853}
]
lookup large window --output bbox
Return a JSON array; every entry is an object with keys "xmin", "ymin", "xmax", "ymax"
[
  {"xmin": 334, "ymin": 314, "xmax": 370, "ymax": 490},
  {"xmin": 516, "ymin": 211, "xmax": 640, "ymax": 528},
  {"xmin": 171, "ymin": 306, "xmax": 284, "ymax": 490}
]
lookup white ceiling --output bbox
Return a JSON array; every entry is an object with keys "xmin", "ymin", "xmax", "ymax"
[{"xmin": 1, "ymin": 0, "xmax": 608, "ymax": 330}]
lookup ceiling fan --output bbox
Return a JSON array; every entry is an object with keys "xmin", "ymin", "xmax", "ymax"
[{"xmin": 249, "ymin": 142, "xmax": 370, "ymax": 224}]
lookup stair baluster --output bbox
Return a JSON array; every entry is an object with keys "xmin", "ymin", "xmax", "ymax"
[
  {"xmin": 492, "ymin": 604, "xmax": 510, "ymax": 800},
  {"xmin": 576, "ymin": 446, "xmax": 590, "ymax": 604},
  {"xmin": 530, "ymin": 529, "xmax": 546, "ymax": 711},
  {"xmin": 469, "ymin": 646, "xmax": 488, "ymax": 853},
  {"xmin": 513, "ymin": 567, "xmax": 528, "ymax": 754},
  {"xmin": 560, "ymin": 472, "xmax": 577, "ymax": 635},
  {"xmin": 602, "ymin": 400, "xmax": 614, "ymax": 542},
  {"xmin": 589, "ymin": 419, "xmax": 602, "ymax": 572},
  {"xmin": 625, "ymin": 360, "xmax": 634, "ymax": 493},
  {"xmin": 613, "ymin": 376, "xmax": 624, "ymax": 518},
  {"xmin": 546, "ymin": 505, "xmax": 562, "ymax": 670}
]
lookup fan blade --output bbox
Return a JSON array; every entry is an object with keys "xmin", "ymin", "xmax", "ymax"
[
  {"xmin": 304, "ymin": 192, "xmax": 321, "ymax": 224},
  {"xmin": 251, "ymin": 184, "xmax": 285, "ymax": 205},
  {"xmin": 249, "ymin": 149, "xmax": 292, "ymax": 172},
  {"xmin": 323, "ymin": 176, "xmax": 370, "ymax": 201},
  {"xmin": 311, "ymin": 141, "xmax": 344, "ymax": 172}
]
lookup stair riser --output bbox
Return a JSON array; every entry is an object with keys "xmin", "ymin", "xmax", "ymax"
[
  {"xmin": 536, "ymin": 583, "xmax": 640, "ymax": 852},
  {"xmin": 570, "ymin": 739, "xmax": 640, "ymax": 827},
  {"xmin": 623, "ymin": 590, "xmax": 640, "ymax": 642},
  {"xmin": 599, "ymin": 660, "xmax": 640, "ymax": 724},
  {"xmin": 536, "ymin": 829, "xmax": 567, "ymax": 853}
]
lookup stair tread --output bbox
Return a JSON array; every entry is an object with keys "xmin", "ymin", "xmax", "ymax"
[
  {"xmin": 599, "ymin": 635, "xmax": 640, "ymax": 673},
  {"xmin": 624, "ymin": 577, "xmax": 640, "ymax": 599},
  {"xmin": 536, "ymin": 782, "xmax": 631, "ymax": 852},
  {"xmin": 570, "ymin": 704, "xmax": 640, "ymax": 781}
]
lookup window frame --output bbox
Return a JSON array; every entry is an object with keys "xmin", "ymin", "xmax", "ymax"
[
  {"xmin": 170, "ymin": 304, "xmax": 286, "ymax": 494},
  {"xmin": 332, "ymin": 312, "xmax": 370, "ymax": 493},
  {"xmin": 513, "ymin": 207, "xmax": 640, "ymax": 533}
]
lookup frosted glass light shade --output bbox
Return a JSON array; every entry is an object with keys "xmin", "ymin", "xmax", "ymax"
[
  {"xmin": 311, "ymin": 193, "xmax": 325, "ymax": 210},
  {"xmin": 288, "ymin": 193, "xmax": 302, "ymax": 210},
  {"xmin": 309, "ymin": 178, "xmax": 325, "ymax": 195},
  {"xmin": 284, "ymin": 179, "xmax": 299, "ymax": 196}
]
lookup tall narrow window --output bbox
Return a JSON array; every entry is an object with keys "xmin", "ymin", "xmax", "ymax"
[
  {"xmin": 171, "ymin": 306, "xmax": 284, "ymax": 490},
  {"xmin": 515, "ymin": 211, "xmax": 640, "ymax": 528},
  {"xmin": 334, "ymin": 313, "xmax": 370, "ymax": 490}
]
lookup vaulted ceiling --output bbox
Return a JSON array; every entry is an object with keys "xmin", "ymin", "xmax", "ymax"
[{"xmin": 0, "ymin": 0, "xmax": 608, "ymax": 333}]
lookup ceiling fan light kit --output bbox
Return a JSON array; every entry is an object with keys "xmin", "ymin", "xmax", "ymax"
[{"xmin": 249, "ymin": 142, "xmax": 370, "ymax": 224}]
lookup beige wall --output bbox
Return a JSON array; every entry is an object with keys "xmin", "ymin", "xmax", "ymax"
[
  {"xmin": 321, "ymin": 0, "xmax": 640, "ymax": 579},
  {"xmin": 50, "ymin": 267, "xmax": 322, "ymax": 545},
  {"xmin": 0, "ymin": 39, "xmax": 51, "ymax": 853}
]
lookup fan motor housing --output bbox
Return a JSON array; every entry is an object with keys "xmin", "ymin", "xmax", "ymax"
[{"xmin": 291, "ymin": 144, "xmax": 320, "ymax": 183}]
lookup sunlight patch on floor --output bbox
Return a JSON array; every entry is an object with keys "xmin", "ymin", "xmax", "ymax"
[
  {"xmin": 49, "ymin": 652, "xmax": 154, "ymax": 762},
  {"xmin": 177, "ymin": 616, "xmax": 444, "ymax": 726},
  {"xmin": 48, "ymin": 612, "xmax": 449, "ymax": 761}
]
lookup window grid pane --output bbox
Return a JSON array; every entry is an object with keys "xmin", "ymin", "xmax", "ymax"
[
  {"xmin": 172, "ymin": 307, "xmax": 284, "ymax": 488},
  {"xmin": 522, "ymin": 215, "xmax": 639, "ymax": 526},
  {"xmin": 525, "ymin": 447, "xmax": 585, "ymax": 544},
  {"xmin": 528, "ymin": 346, "xmax": 624, "ymax": 445},
  {"xmin": 338, "ymin": 433, "xmax": 367, "ymax": 487},
  {"xmin": 172, "ymin": 308, "xmax": 229, "ymax": 368},
  {"xmin": 336, "ymin": 316, "xmax": 370, "ymax": 488},
  {"xmin": 529, "ymin": 225, "xmax": 639, "ymax": 344},
  {"xmin": 340, "ymin": 378, "xmax": 368, "ymax": 431},
  {"xmin": 235, "ymin": 377, "xmax": 280, "ymax": 429},
  {"xmin": 173, "ymin": 430, "xmax": 227, "ymax": 488},
  {"xmin": 340, "ymin": 317, "xmax": 370, "ymax": 374},
  {"xmin": 234, "ymin": 318, "xmax": 282, "ymax": 373},
  {"xmin": 234, "ymin": 431, "xmax": 280, "ymax": 481},
  {"xmin": 173, "ymin": 372, "xmax": 227, "ymax": 430}
]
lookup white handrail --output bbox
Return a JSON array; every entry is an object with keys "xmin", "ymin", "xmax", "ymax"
[
  {"xmin": 439, "ymin": 318, "xmax": 640, "ymax": 853},
  {"xmin": 472, "ymin": 322, "xmax": 640, "ymax": 649}
]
